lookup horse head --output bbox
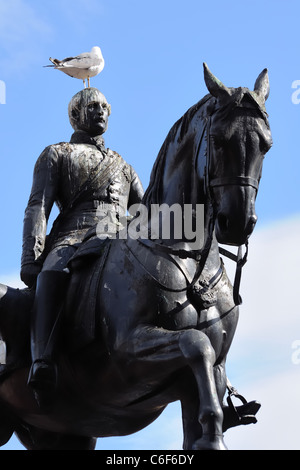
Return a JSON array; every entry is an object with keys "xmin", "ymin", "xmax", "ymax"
[{"xmin": 202, "ymin": 63, "xmax": 273, "ymax": 246}]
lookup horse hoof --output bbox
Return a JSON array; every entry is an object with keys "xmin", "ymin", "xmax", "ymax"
[{"xmin": 192, "ymin": 435, "xmax": 227, "ymax": 450}]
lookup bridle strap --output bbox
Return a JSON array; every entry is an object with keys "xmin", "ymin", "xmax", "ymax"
[
  {"xmin": 203, "ymin": 113, "xmax": 252, "ymax": 306},
  {"xmin": 210, "ymin": 176, "xmax": 259, "ymax": 190},
  {"xmin": 135, "ymin": 213, "xmax": 215, "ymax": 293},
  {"xmin": 219, "ymin": 241, "xmax": 249, "ymax": 306},
  {"xmin": 137, "ymin": 238, "xmax": 202, "ymax": 261},
  {"xmin": 133, "ymin": 108, "xmax": 251, "ymax": 301}
]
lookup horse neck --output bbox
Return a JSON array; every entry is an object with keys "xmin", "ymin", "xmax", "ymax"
[
  {"xmin": 160, "ymin": 136, "xmax": 198, "ymax": 207},
  {"xmin": 152, "ymin": 104, "xmax": 210, "ymax": 207},
  {"xmin": 142, "ymin": 97, "xmax": 214, "ymax": 248}
]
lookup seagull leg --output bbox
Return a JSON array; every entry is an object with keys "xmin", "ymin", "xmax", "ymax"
[
  {"xmin": 87, "ymin": 77, "xmax": 90, "ymax": 88},
  {"xmin": 83, "ymin": 79, "xmax": 86, "ymax": 88}
]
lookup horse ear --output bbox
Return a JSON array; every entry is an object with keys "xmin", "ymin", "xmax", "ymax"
[
  {"xmin": 254, "ymin": 68, "xmax": 270, "ymax": 102},
  {"xmin": 203, "ymin": 63, "xmax": 231, "ymax": 99}
]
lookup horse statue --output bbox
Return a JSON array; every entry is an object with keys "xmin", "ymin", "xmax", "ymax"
[{"xmin": 0, "ymin": 64, "xmax": 272, "ymax": 450}]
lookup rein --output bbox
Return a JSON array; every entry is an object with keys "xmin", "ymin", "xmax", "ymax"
[
  {"xmin": 135, "ymin": 222, "xmax": 248, "ymax": 305},
  {"xmin": 204, "ymin": 113, "xmax": 250, "ymax": 306},
  {"xmin": 132, "ymin": 105, "xmax": 253, "ymax": 304},
  {"xmin": 134, "ymin": 213, "xmax": 215, "ymax": 294},
  {"xmin": 219, "ymin": 243, "xmax": 248, "ymax": 305}
]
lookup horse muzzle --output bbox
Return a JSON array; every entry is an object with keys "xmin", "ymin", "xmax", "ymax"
[
  {"xmin": 213, "ymin": 187, "xmax": 258, "ymax": 246},
  {"xmin": 215, "ymin": 212, "xmax": 257, "ymax": 246}
]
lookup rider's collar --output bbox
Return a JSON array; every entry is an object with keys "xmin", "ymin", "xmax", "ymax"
[{"xmin": 70, "ymin": 130, "xmax": 107, "ymax": 152}]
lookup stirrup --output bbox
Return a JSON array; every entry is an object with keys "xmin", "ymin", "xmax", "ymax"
[{"xmin": 224, "ymin": 386, "xmax": 261, "ymax": 431}]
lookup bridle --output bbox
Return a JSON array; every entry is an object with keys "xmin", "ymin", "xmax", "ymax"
[
  {"xmin": 201, "ymin": 112, "xmax": 253, "ymax": 305},
  {"xmin": 205, "ymin": 109, "xmax": 260, "ymax": 305},
  {"xmin": 135, "ymin": 102, "xmax": 264, "ymax": 304},
  {"xmin": 204, "ymin": 107, "xmax": 263, "ymax": 305},
  {"xmin": 210, "ymin": 176, "xmax": 259, "ymax": 190},
  {"xmin": 204, "ymin": 113, "xmax": 261, "ymax": 195}
]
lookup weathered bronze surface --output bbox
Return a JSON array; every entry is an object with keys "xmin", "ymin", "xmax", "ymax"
[{"xmin": 0, "ymin": 64, "xmax": 272, "ymax": 450}]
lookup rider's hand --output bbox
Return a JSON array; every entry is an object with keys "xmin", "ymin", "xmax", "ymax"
[{"xmin": 21, "ymin": 264, "xmax": 41, "ymax": 288}]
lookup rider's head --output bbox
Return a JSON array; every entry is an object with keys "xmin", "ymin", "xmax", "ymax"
[{"xmin": 68, "ymin": 88, "xmax": 111, "ymax": 137}]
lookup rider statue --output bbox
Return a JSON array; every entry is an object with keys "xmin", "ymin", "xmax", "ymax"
[
  {"xmin": 19, "ymin": 85, "xmax": 259, "ymax": 431},
  {"xmin": 20, "ymin": 87, "xmax": 144, "ymax": 403}
]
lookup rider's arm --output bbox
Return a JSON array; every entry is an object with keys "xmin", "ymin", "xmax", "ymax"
[
  {"xmin": 128, "ymin": 166, "xmax": 144, "ymax": 206},
  {"xmin": 21, "ymin": 145, "xmax": 60, "ymax": 282}
]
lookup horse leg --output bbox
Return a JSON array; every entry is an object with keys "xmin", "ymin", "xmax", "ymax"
[
  {"xmin": 179, "ymin": 329, "xmax": 226, "ymax": 450},
  {"xmin": 120, "ymin": 325, "xmax": 225, "ymax": 450},
  {"xmin": 213, "ymin": 359, "xmax": 244, "ymax": 432},
  {"xmin": 180, "ymin": 380, "xmax": 203, "ymax": 450},
  {"xmin": 180, "ymin": 360, "xmax": 228, "ymax": 450}
]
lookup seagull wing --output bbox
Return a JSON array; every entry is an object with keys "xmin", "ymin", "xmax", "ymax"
[{"xmin": 59, "ymin": 52, "xmax": 102, "ymax": 69}]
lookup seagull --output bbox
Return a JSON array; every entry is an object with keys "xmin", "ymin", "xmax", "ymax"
[{"xmin": 45, "ymin": 46, "xmax": 104, "ymax": 88}]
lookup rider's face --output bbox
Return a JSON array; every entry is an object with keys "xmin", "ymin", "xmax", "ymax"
[{"xmin": 78, "ymin": 96, "xmax": 109, "ymax": 137}]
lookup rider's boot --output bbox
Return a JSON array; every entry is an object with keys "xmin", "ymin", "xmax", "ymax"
[{"xmin": 27, "ymin": 270, "xmax": 69, "ymax": 406}]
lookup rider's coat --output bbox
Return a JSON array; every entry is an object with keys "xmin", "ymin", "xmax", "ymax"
[{"xmin": 21, "ymin": 130, "xmax": 144, "ymax": 270}]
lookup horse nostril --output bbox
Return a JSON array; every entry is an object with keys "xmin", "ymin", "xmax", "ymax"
[
  {"xmin": 217, "ymin": 213, "xmax": 229, "ymax": 232},
  {"xmin": 247, "ymin": 215, "xmax": 257, "ymax": 233},
  {"xmin": 251, "ymin": 215, "xmax": 258, "ymax": 225}
]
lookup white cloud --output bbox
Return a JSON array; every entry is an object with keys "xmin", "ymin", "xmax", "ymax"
[
  {"xmin": 0, "ymin": 0, "xmax": 106, "ymax": 76},
  {"xmin": 0, "ymin": 1, "xmax": 49, "ymax": 42},
  {"xmin": 0, "ymin": 0, "xmax": 53, "ymax": 74},
  {"xmin": 222, "ymin": 215, "xmax": 300, "ymax": 449},
  {"xmin": 225, "ymin": 368, "xmax": 300, "ymax": 450},
  {"xmin": 225, "ymin": 216, "xmax": 300, "ymax": 373}
]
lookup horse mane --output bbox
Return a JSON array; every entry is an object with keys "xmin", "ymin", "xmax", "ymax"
[
  {"xmin": 142, "ymin": 88, "xmax": 269, "ymax": 209},
  {"xmin": 142, "ymin": 94, "xmax": 213, "ymax": 208}
]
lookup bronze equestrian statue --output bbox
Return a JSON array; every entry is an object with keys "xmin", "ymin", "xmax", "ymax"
[
  {"xmin": 20, "ymin": 87, "xmax": 143, "ymax": 405},
  {"xmin": 0, "ymin": 64, "xmax": 272, "ymax": 450}
]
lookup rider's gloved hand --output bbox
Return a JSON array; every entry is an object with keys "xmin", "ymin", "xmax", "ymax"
[{"xmin": 21, "ymin": 263, "xmax": 41, "ymax": 288}]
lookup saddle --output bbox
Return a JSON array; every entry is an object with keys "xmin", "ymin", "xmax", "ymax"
[
  {"xmin": 0, "ymin": 236, "xmax": 111, "ymax": 382},
  {"xmin": 64, "ymin": 234, "xmax": 111, "ymax": 352}
]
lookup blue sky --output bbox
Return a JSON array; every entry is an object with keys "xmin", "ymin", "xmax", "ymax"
[{"xmin": 0, "ymin": 0, "xmax": 299, "ymax": 450}]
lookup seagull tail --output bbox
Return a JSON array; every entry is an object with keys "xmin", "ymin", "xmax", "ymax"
[{"xmin": 49, "ymin": 57, "xmax": 61, "ymax": 66}]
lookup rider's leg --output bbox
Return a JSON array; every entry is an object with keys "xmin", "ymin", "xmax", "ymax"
[{"xmin": 27, "ymin": 246, "xmax": 76, "ymax": 397}]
